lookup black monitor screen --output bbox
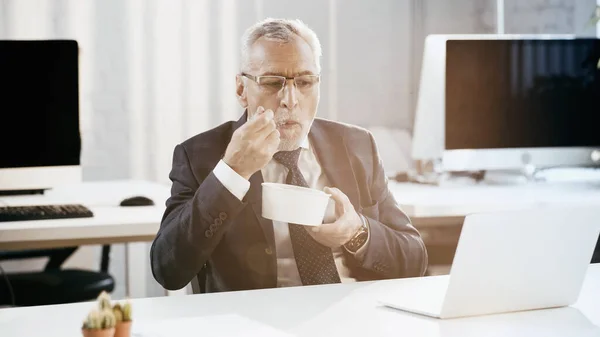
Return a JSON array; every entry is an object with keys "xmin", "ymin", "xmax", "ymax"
[
  {"xmin": 0, "ymin": 40, "xmax": 80, "ymax": 168},
  {"xmin": 445, "ymin": 39, "xmax": 600, "ymax": 150}
]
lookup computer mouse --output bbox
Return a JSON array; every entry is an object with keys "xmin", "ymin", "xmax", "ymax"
[{"xmin": 120, "ymin": 196, "xmax": 155, "ymax": 207}]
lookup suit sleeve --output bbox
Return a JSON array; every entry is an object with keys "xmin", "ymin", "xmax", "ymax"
[
  {"xmin": 352, "ymin": 132, "xmax": 428, "ymax": 278},
  {"xmin": 150, "ymin": 144, "xmax": 248, "ymax": 290}
]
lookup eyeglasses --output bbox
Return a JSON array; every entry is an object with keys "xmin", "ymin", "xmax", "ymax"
[{"xmin": 241, "ymin": 72, "xmax": 320, "ymax": 94}]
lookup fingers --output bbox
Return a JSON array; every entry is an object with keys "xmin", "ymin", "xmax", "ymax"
[
  {"xmin": 245, "ymin": 110, "xmax": 277, "ymax": 146},
  {"xmin": 257, "ymin": 111, "xmax": 277, "ymax": 136},
  {"xmin": 264, "ymin": 128, "xmax": 281, "ymax": 150},
  {"xmin": 312, "ymin": 221, "xmax": 335, "ymax": 233},
  {"xmin": 248, "ymin": 106, "xmax": 265, "ymax": 121},
  {"xmin": 310, "ymin": 222, "xmax": 346, "ymax": 246},
  {"xmin": 323, "ymin": 187, "xmax": 349, "ymax": 215},
  {"xmin": 247, "ymin": 107, "xmax": 275, "ymax": 133},
  {"xmin": 266, "ymin": 127, "xmax": 280, "ymax": 140}
]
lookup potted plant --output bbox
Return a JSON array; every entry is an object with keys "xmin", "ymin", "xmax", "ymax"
[
  {"xmin": 112, "ymin": 301, "xmax": 133, "ymax": 337},
  {"xmin": 81, "ymin": 308, "xmax": 116, "ymax": 337},
  {"xmin": 97, "ymin": 291, "xmax": 112, "ymax": 310}
]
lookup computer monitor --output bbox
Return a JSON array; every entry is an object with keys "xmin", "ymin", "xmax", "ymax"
[
  {"xmin": 0, "ymin": 40, "xmax": 82, "ymax": 192},
  {"xmin": 412, "ymin": 35, "xmax": 600, "ymax": 174}
]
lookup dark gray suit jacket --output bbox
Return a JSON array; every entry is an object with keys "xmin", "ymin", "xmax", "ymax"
[{"xmin": 150, "ymin": 112, "xmax": 428, "ymax": 292}]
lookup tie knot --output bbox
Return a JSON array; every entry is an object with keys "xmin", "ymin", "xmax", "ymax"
[{"xmin": 273, "ymin": 148, "xmax": 302, "ymax": 169}]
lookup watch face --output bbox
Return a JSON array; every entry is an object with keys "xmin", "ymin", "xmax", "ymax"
[
  {"xmin": 347, "ymin": 231, "xmax": 368, "ymax": 252},
  {"xmin": 356, "ymin": 231, "xmax": 368, "ymax": 244}
]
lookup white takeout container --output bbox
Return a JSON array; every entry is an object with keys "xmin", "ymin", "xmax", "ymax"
[{"xmin": 261, "ymin": 182, "xmax": 331, "ymax": 226}]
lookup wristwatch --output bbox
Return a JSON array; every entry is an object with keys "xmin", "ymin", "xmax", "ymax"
[{"xmin": 344, "ymin": 214, "xmax": 369, "ymax": 253}]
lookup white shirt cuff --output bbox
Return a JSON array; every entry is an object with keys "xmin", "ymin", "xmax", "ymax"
[{"xmin": 213, "ymin": 160, "xmax": 251, "ymax": 201}]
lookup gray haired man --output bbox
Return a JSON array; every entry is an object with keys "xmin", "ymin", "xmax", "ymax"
[{"xmin": 150, "ymin": 18, "xmax": 428, "ymax": 293}]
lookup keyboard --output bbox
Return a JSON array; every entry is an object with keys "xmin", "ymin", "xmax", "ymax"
[{"xmin": 0, "ymin": 204, "xmax": 94, "ymax": 222}]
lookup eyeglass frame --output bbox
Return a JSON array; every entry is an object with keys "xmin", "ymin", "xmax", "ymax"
[{"xmin": 240, "ymin": 72, "xmax": 321, "ymax": 93}]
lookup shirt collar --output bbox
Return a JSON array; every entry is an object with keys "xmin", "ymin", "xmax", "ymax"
[{"xmin": 300, "ymin": 136, "xmax": 310, "ymax": 150}]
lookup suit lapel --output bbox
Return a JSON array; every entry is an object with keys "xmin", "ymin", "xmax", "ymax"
[
  {"xmin": 230, "ymin": 111, "xmax": 275, "ymax": 246},
  {"xmin": 246, "ymin": 172, "xmax": 275, "ymax": 246},
  {"xmin": 308, "ymin": 119, "xmax": 361, "ymax": 209}
]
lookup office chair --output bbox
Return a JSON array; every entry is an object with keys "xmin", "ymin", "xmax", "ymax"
[{"xmin": 0, "ymin": 245, "xmax": 115, "ymax": 306}]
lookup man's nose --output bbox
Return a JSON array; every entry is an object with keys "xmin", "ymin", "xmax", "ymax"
[{"xmin": 280, "ymin": 79, "xmax": 298, "ymax": 109}]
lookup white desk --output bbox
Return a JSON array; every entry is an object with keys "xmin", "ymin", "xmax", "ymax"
[
  {"xmin": 5, "ymin": 179, "xmax": 597, "ymax": 248},
  {"xmin": 0, "ymin": 180, "xmax": 170, "ymax": 297},
  {"xmin": 4, "ymin": 178, "xmax": 600, "ymax": 241},
  {"xmin": 391, "ymin": 181, "xmax": 600, "ymax": 268},
  {"xmin": 0, "ymin": 180, "xmax": 169, "ymax": 250},
  {"xmin": 391, "ymin": 181, "xmax": 600, "ymax": 227},
  {"xmin": 2, "ymin": 179, "xmax": 599, "ymax": 297},
  {"xmin": 1, "ymin": 264, "xmax": 598, "ymax": 337}
]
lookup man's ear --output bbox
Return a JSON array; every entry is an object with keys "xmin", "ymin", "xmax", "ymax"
[{"xmin": 236, "ymin": 74, "xmax": 248, "ymax": 109}]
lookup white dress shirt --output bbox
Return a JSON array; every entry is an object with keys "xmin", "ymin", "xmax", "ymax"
[{"xmin": 213, "ymin": 138, "xmax": 368, "ymax": 287}]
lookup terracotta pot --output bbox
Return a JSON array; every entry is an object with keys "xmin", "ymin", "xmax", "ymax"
[
  {"xmin": 114, "ymin": 321, "xmax": 132, "ymax": 337},
  {"xmin": 81, "ymin": 328, "xmax": 115, "ymax": 337}
]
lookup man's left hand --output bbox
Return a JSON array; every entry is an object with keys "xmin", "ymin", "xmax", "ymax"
[{"xmin": 307, "ymin": 187, "xmax": 362, "ymax": 248}]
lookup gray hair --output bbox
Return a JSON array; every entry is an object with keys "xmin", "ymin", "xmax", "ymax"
[{"xmin": 240, "ymin": 18, "xmax": 322, "ymax": 73}]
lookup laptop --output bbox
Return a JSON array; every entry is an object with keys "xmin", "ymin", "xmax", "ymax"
[{"xmin": 379, "ymin": 206, "xmax": 600, "ymax": 319}]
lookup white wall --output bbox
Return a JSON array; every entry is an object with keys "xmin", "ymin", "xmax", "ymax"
[
  {"xmin": 504, "ymin": 0, "xmax": 597, "ymax": 36},
  {"xmin": 1, "ymin": 0, "xmax": 596, "ymax": 299},
  {"xmin": 597, "ymin": 0, "xmax": 600, "ymax": 37}
]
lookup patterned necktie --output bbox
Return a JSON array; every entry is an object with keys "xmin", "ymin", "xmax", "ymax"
[{"xmin": 272, "ymin": 148, "xmax": 341, "ymax": 285}]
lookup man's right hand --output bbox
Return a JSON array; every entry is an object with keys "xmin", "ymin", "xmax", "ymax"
[{"xmin": 223, "ymin": 107, "xmax": 280, "ymax": 180}]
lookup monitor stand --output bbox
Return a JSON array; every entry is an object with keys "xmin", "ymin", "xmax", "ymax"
[
  {"xmin": 407, "ymin": 161, "xmax": 600, "ymax": 186},
  {"xmin": 481, "ymin": 165, "xmax": 538, "ymax": 185},
  {"xmin": 481, "ymin": 165, "xmax": 600, "ymax": 185}
]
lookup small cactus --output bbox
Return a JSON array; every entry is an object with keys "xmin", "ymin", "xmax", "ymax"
[
  {"xmin": 82, "ymin": 309, "xmax": 101, "ymax": 330},
  {"xmin": 112, "ymin": 304, "xmax": 124, "ymax": 322},
  {"xmin": 121, "ymin": 302, "xmax": 132, "ymax": 321},
  {"xmin": 82, "ymin": 308, "xmax": 116, "ymax": 330},
  {"xmin": 100, "ymin": 309, "xmax": 116, "ymax": 329},
  {"xmin": 112, "ymin": 301, "xmax": 132, "ymax": 322},
  {"xmin": 97, "ymin": 291, "xmax": 112, "ymax": 310}
]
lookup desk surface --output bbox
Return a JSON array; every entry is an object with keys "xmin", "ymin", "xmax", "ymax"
[
  {"xmin": 1, "ymin": 264, "xmax": 598, "ymax": 337},
  {"xmin": 3, "ymin": 179, "xmax": 600, "ymax": 248},
  {"xmin": 0, "ymin": 180, "xmax": 170, "ymax": 250},
  {"xmin": 391, "ymin": 181, "xmax": 600, "ymax": 227}
]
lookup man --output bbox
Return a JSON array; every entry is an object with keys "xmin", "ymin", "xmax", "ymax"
[{"xmin": 150, "ymin": 18, "xmax": 428, "ymax": 292}]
